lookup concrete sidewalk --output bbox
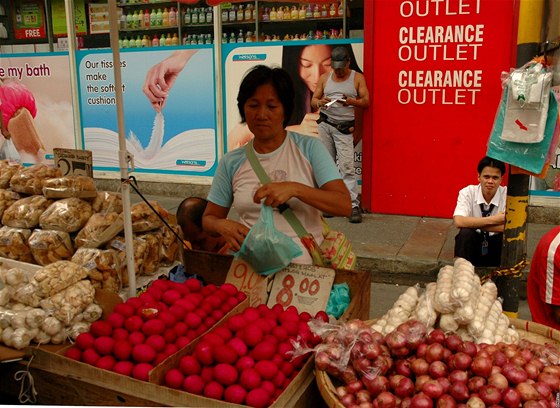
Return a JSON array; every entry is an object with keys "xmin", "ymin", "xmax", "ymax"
[{"xmin": 131, "ymin": 192, "xmax": 552, "ymax": 321}]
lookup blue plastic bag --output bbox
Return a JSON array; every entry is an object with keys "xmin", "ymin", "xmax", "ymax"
[
  {"xmin": 235, "ymin": 205, "xmax": 302, "ymax": 276},
  {"xmin": 326, "ymin": 282, "xmax": 351, "ymax": 319}
]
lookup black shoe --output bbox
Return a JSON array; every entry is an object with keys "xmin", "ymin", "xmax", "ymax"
[
  {"xmin": 323, "ymin": 213, "xmax": 334, "ymax": 218},
  {"xmin": 349, "ymin": 207, "xmax": 362, "ymax": 223}
]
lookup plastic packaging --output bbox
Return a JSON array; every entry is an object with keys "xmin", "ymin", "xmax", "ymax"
[
  {"xmin": 235, "ymin": 205, "xmax": 302, "ymax": 275},
  {"xmin": 326, "ymin": 282, "xmax": 351, "ymax": 319}
]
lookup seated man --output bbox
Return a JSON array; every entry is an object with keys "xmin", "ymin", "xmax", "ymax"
[
  {"xmin": 176, "ymin": 197, "xmax": 228, "ymax": 254},
  {"xmin": 453, "ymin": 156, "xmax": 507, "ymax": 267},
  {"xmin": 527, "ymin": 225, "xmax": 560, "ymax": 329}
]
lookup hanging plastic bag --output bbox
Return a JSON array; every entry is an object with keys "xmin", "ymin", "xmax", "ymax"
[
  {"xmin": 500, "ymin": 62, "xmax": 553, "ymax": 144},
  {"xmin": 235, "ymin": 204, "xmax": 302, "ymax": 276}
]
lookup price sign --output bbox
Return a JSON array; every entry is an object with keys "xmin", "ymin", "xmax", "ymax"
[
  {"xmin": 225, "ymin": 259, "xmax": 270, "ymax": 306},
  {"xmin": 267, "ymin": 264, "xmax": 335, "ymax": 315}
]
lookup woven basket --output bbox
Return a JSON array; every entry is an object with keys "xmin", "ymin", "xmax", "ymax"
[{"xmin": 315, "ymin": 318, "xmax": 560, "ymax": 408}]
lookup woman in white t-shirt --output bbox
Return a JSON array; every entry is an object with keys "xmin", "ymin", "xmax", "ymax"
[{"xmin": 203, "ymin": 65, "xmax": 351, "ymax": 264}]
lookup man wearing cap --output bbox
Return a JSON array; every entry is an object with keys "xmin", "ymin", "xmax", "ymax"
[
  {"xmin": 527, "ymin": 225, "xmax": 560, "ymax": 329},
  {"xmin": 311, "ymin": 46, "xmax": 370, "ymax": 223}
]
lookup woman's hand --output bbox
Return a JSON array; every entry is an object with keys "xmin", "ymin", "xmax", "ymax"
[
  {"xmin": 253, "ymin": 182, "xmax": 298, "ymax": 208},
  {"xmin": 212, "ymin": 219, "xmax": 250, "ymax": 252}
]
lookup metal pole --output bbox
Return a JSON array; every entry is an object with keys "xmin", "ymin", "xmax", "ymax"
[
  {"xmin": 63, "ymin": 0, "xmax": 82, "ymax": 147},
  {"xmin": 498, "ymin": 0, "xmax": 545, "ymax": 318},
  {"xmin": 108, "ymin": 0, "xmax": 136, "ymax": 299}
]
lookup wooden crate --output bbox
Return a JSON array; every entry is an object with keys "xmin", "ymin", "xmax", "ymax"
[{"xmin": 183, "ymin": 250, "xmax": 371, "ymax": 321}]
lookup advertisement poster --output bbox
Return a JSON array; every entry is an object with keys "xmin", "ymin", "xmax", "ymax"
[
  {"xmin": 78, "ymin": 46, "xmax": 217, "ymax": 176},
  {"xmin": 51, "ymin": 0, "xmax": 87, "ymax": 37},
  {"xmin": 0, "ymin": 53, "xmax": 75, "ymax": 164},
  {"xmin": 12, "ymin": 0, "xmax": 45, "ymax": 40},
  {"xmin": 368, "ymin": 0, "xmax": 517, "ymax": 217},
  {"xmin": 222, "ymin": 40, "xmax": 364, "ymax": 186}
]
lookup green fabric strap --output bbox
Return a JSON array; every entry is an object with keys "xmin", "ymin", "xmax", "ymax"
[{"xmin": 244, "ymin": 143, "xmax": 309, "ymax": 238}]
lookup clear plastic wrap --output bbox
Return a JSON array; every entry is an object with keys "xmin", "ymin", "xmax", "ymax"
[
  {"xmin": 0, "ymin": 188, "xmax": 20, "ymax": 219},
  {"xmin": 39, "ymin": 197, "xmax": 93, "ymax": 233},
  {"xmin": 39, "ymin": 279, "xmax": 95, "ymax": 325},
  {"xmin": 137, "ymin": 231, "xmax": 162, "ymax": 276},
  {"xmin": 74, "ymin": 212, "xmax": 123, "ymax": 249},
  {"xmin": 33, "ymin": 260, "xmax": 88, "ymax": 298},
  {"xmin": 11, "ymin": 282, "xmax": 42, "ymax": 307},
  {"xmin": 0, "ymin": 267, "xmax": 28, "ymax": 286},
  {"xmin": 0, "ymin": 226, "xmax": 33, "ymax": 263},
  {"xmin": 42, "ymin": 175, "xmax": 97, "ymax": 199},
  {"xmin": 107, "ymin": 235, "xmax": 147, "ymax": 286},
  {"xmin": 130, "ymin": 200, "xmax": 169, "ymax": 232},
  {"xmin": 9, "ymin": 163, "xmax": 62, "ymax": 195},
  {"xmin": 71, "ymin": 247, "xmax": 122, "ymax": 293},
  {"xmin": 28, "ymin": 229, "xmax": 74, "ymax": 266},
  {"xmin": 0, "ymin": 161, "xmax": 23, "ymax": 189},
  {"xmin": 159, "ymin": 224, "xmax": 181, "ymax": 266},
  {"xmin": 91, "ymin": 191, "xmax": 123, "ymax": 214},
  {"xmin": 1, "ymin": 195, "xmax": 53, "ymax": 229}
]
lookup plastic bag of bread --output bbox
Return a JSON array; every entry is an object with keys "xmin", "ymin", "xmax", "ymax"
[
  {"xmin": 130, "ymin": 201, "xmax": 169, "ymax": 232},
  {"xmin": 71, "ymin": 247, "xmax": 122, "ymax": 293},
  {"xmin": 0, "ymin": 189, "xmax": 20, "ymax": 219},
  {"xmin": 33, "ymin": 260, "xmax": 88, "ymax": 298},
  {"xmin": 92, "ymin": 191, "xmax": 123, "ymax": 214},
  {"xmin": 42, "ymin": 175, "xmax": 97, "ymax": 199},
  {"xmin": 39, "ymin": 198, "xmax": 93, "ymax": 233},
  {"xmin": 0, "ymin": 161, "xmax": 23, "ymax": 189},
  {"xmin": 9, "ymin": 163, "xmax": 62, "ymax": 195},
  {"xmin": 107, "ymin": 235, "xmax": 148, "ymax": 286},
  {"xmin": 39, "ymin": 280, "xmax": 95, "ymax": 325},
  {"xmin": 159, "ymin": 225, "xmax": 181, "ymax": 266},
  {"xmin": 0, "ymin": 226, "xmax": 33, "ymax": 263},
  {"xmin": 74, "ymin": 212, "xmax": 124, "ymax": 249},
  {"xmin": 137, "ymin": 231, "xmax": 162, "ymax": 276},
  {"xmin": 11, "ymin": 282, "xmax": 42, "ymax": 308},
  {"xmin": 2, "ymin": 195, "xmax": 53, "ymax": 229},
  {"xmin": 28, "ymin": 229, "xmax": 74, "ymax": 266}
]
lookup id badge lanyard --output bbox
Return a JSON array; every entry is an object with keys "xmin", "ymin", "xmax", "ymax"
[{"xmin": 480, "ymin": 203, "xmax": 495, "ymax": 256}]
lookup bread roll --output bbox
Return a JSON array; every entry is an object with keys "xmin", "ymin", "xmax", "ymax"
[{"xmin": 10, "ymin": 163, "xmax": 62, "ymax": 195}]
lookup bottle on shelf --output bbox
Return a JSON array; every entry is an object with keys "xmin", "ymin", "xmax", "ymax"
[
  {"xmin": 330, "ymin": 4, "xmax": 336, "ymax": 17},
  {"xmin": 222, "ymin": 33, "xmax": 228, "ymax": 43},
  {"xmin": 228, "ymin": 6, "xmax": 236, "ymax": 22},
  {"xmin": 191, "ymin": 8, "xmax": 199, "ymax": 24},
  {"xmin": 314, "ymin": 5, "xmax": 321, "ymax": 18},
  {"xmin": 150, "ymin": 9, "xmax": 157, "ymax": 26},
  {"xmin": 120, "ymin": 13, "xmax": 127, "ymax": 29},
  {"xmin": 291, "ymin": 6, "xmax": 298, "ymax": 20},
  {"xmin": 184, "ymin": 8, "xmax": 191, "ymax": 24},
  {"xmin": 236, "ymin": 5, "xmax": 244, "ymax": 22},
  {"xmin": 142, "ymin": 34, "xmax": 150, "ymax": 47},
  {"xmin": 156, "ymin": 8, "xmax": 163, "ymax": 26},
  {"xmin": 162, "ymin": 8, "xmax": 169, "ymax": 27},
  {"xmin": 245, "ymin": 4, "xmax": 252, "ymax": 21},
  {"xmin": 229, "ymin": 32, "xmax": 236, "ymax": 43},
  {"xmin": 246, "ymin": 31, "xmax": 253, "ymax": 42},
  {"xmin": 276, "ymin": 6, "xmax": 283, "ymax": 21},
  {"xmin": 143, "ymin": 10, "xmax": 150, "ymax": 28},
  {"xmin": 321, "ymin": 5, "xmax": 328, "ymax": 18},
  {"xmin": 338, "ymin": 2, "xmax": 344, "ymax": 16},
  {"xmin": 206, "ymin": 7, "xmax": 213, "ymax": 24},
  {"xmin": 262, "ymin": 7, "xmax": 269, "ymax": 22},
  {"xmin": 237, "ymin": 29, "xmax": 244, "ymax": 43},
  {"xmin": 299, "ymin": 5, "xmax": 306, "ymax": 20},
  {"xmin": 200, "ymin": 7, "xmax": 207, "ymax": 24},
  {"xmin": 126, "ymin": 12, "xmax": 134, "ymax": 29},
  {"xmin": 306, "ymin": 5, "xmax": 313, "ymax": 19},
  {"xmin": 169, "ymin": 7, "xmax": 176, "ymax": 26},
  {"xmin": 270, "ymin": 7, "xmax": 276, "ymax": 21},
  {"xmin": 122, "ymin": 37, "xmax": 130, "ymax": 48},
  {"xmin": 197, "ymin": 35, "xmax": 204, "ymax": 44},
  {"xmin": 160, "ymin": 33, "xmax": 167, "ymax": 46},
  {"xmin": 221, "ymin": 7, "xmax": 228, "ymax": 22},
  {"xmin": 135, "ymin": 35, "xmax": 142, "ymax": 48},
  {"xmin": 152, "ymin": 34, "xmax": 159, "ymax": 47}
]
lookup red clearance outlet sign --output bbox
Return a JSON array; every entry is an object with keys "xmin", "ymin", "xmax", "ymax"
[{"xmin": 367, "ymin": 0, "xmax": 518, "ymax": 217}]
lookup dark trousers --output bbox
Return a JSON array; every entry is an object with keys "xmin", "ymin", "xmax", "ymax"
[{"xmin": 454, "ymin": 228, "xmax": 503, "ymax": 267}]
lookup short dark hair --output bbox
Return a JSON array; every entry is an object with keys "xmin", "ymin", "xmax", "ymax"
[
  {"xmin": 237, "ymin": 65, "xmax": 295, "ymax": 128},
  {"xmin": 477, "ymin": 156, "xmax": 506, "ymax": 176},
  {"xmin": 176, "ymin": 197, "xmax": 207, "ymax": 230}
]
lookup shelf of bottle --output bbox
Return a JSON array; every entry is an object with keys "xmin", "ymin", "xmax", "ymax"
[
  {"xmin": 261, "ymin": 17, "xmax": 342, "ymax": 24},
  {"xmin": 118, "ymin": 1, "xmax": 177, "ymax": 7},
  {"xmin": 120, "ymin": 25, "xmax": 178, "ymax": 32},
  {"xmin": 183, "ymin": 22, "xmax": 214, "ymax": 28}
]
